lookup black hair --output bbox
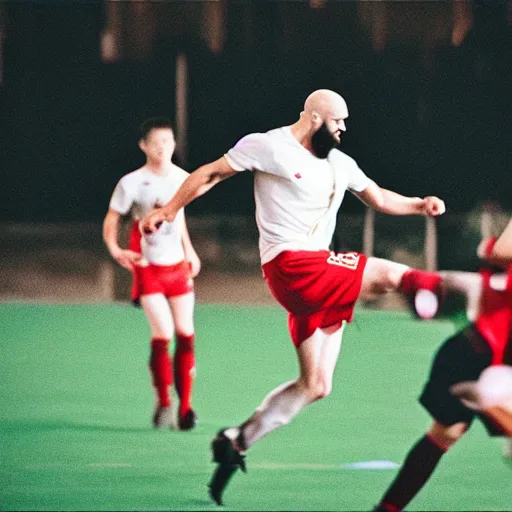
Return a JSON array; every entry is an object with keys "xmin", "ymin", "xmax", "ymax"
[{"xmin": 139, "ymin": 117, "xmax": 174, "ymax": 140}]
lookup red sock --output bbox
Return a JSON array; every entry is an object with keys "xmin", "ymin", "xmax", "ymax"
[
  {"xmin": 174, "ymin": 333, "xmax": 195, "ymax": 418},
  {"xmin": 400, "ymin": 269, "xmax": 441, "ymax": 295},
  {"xmin": 378, "ymin": 504, "xmax": 401, "ymax": 512},
  {"xmin": 149, "ymin": 338, "xmax": 173, "ymax": 408}
]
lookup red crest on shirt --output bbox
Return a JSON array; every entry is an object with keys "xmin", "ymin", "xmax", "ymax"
[{"xmin": 294, "ymin": 172, "xmax": 302, "ymax": 179}]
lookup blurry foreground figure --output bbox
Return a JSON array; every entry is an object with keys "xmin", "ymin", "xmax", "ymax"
[{"xmin": 374, "ymin": 223, "xmax": 512, "ymax": 512}]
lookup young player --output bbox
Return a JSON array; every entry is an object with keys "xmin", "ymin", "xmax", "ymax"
[
  {"xmin": 103, "ymin": 117, "xmax": 200, "ymax": 430},
  {"xmin": 141, "ymin": 90, "xmax": 446, "ymax": 505},
  {"xmin": 373, "ymin": 230, "xmax": 512, "ymax": 512}
]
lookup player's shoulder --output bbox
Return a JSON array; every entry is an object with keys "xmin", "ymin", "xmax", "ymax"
[
  {"xmin": 234, "ymin": 131, "xmax": 270, "ymax": 148},
  {"xmin": 265, "ymin": 126, "xmax": 287, "ymax": 138},
  {"xmin": 170, "ymin": 164, "xmax": 190, "ymax": 184},
  {"xmin": 236, "ymin": 127, "xmax": 289, "ymax": 146},
  {"xmin": 266, "ymin": 126, "xmax": 299, "ymax": 146},
  {"xmin": 117, "ymin": 167, "xmax": 147, "ymax": 187}
]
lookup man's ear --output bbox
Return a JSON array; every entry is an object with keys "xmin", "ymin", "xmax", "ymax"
[{"xmin": 311, "ymin": 111, "xmax": 323, "ymax": 129}]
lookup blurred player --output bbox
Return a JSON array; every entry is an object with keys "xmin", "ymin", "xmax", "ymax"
[
  {"xmin": 103, "ymin": 117, "xmax": 201, "ymax": 430},
  {"xmin": 141, "ymin": 89, "xmax": 445, "ymax": 505},
  {"xmin": 476, "ymin": 218, "xmax": 512, "ymax": 439},
  {"xmin": 456, "ymin": 218, "xmax": 512, "ymax": 449},
  {"xmin": 373, "ymin": 230, "xmax": 512, "ymax": 512}
]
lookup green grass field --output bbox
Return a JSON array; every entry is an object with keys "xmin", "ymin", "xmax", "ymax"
[{"xmin": 1, "ymin": 303, "xmax": 511, "ymax": 511}]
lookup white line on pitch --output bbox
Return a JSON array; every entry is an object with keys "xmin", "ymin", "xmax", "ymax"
[{"xmin": 251, "ymin": 460, "xmax": 400, "ymax": 471}]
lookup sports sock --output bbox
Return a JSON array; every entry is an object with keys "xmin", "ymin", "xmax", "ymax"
[
  {"xmin": 400, "ymin": 269, "xmax": 442, "ymax": 295},
  {"xmin": 174, "ymin": 333, "xmax": 195, "ymax": 418},
  {"xmin": 377, "ymin": 434, "xmax": 446, "ymax": 511},
  {"xmin": 240, "ymin": 380, "xmax": 310, "ymax": 449},
  {"xmin": 149, "ymin": 338, "xmax": 173, "ymax": 408}
]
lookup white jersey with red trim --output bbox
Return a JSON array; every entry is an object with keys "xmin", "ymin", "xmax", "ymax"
[
  {"xmin": 225, "ymin": 126, "xmax": 372, "ymax": 264},
  {"xmin": 109, "ymin": 166, "xmax": 189, "ymax": 265}
]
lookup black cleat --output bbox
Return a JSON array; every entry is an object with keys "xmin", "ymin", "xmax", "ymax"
[
  {"xmin": 207, "ymin": 429, "xmax": 246, "ymax": 506},
  {"xmin": 178, "ymin": 409, "xmax": 197, "ymax": 431},
  {"xmin": 208, "ymin": 463, "xmax": 239, "ymax": 506}
]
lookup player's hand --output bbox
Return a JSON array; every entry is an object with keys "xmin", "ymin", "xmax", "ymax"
[
  {"xmin": 140, "ymin": 208, "xmax": 171, "ymax": 235},
  {"xmin": 450, "ymin": 381, "xmax": 481, "ymax": 411},
  {"xmin": 112, "ymin": 248, "xmax": 143, "ymax": 271},
  {"xmin": 423, "ymin": 196, "xmax": 445, "ymax": 216},
  {"xmin": 187, "ymin": 251, "xmax": 201, "ymax": 278}
]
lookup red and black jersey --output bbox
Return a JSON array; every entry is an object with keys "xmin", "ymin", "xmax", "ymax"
[{"xmin": 475, "ymin": 265, "xmax": 512, "ymax": 365}]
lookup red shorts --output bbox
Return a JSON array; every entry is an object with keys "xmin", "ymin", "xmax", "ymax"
[
  {"xmin": 129, "ymin": 221, "xmax": 193, "ymax": 304},
  {"xmin": 133, "ymin": 261, "xmax": 194, "ymax": 301},
  {"xmin": 262, "ymin": 250, "xmax": 367, "ymax": 347}
]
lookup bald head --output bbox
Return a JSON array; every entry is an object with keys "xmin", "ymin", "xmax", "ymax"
[
  {"xmin": 304, "ymin": 89, "xmax": 348, "ymax": 122},
  {"xmin": 297, "ymin": 90, "xmax": 348, "ymax": 157}
]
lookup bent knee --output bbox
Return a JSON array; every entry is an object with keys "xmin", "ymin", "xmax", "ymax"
[
  {"xmin": 301, "ymin": 379, "xmax": 332, "ymax": 402},
  {"xmin": 381, "ymin": 264, "xmax": 409, "ymax": 291},
  {"xmin": 317, "ymin": 383, "xmax": 332, "ymax": 400},
  {"xmin": 428, "ymin": 421, "xmax": 468, "ymax": 449},
  {"xmin": 364, "ymin": 258, "xmax": 409, "ymax": 292}
]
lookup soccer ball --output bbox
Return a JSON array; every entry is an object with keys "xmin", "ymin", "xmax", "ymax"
[
  {"xmin": 414, "ymin": 289, "xmax": 439, "ymax": 320},
  {"xmin": 476, "ymin": 365, "xmax": 512, "ymax": 411}
]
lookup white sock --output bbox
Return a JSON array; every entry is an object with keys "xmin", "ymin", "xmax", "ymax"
[{"xmin": 241, "ymin": 380, "xmax": 310, "ymax": 449}]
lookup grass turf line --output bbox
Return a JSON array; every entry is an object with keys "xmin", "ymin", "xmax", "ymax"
[{"xmin": 1, "ymin": 303, "xmax": 511, "ymax": 511}]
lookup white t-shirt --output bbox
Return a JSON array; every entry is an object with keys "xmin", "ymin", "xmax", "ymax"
[
  {"xmin": 225, "ymin": 126, "xmax": 372, "ymax": 264},
  {"xmin": 109, "ymin": 166, "xmax": 189, "ymax": 265}
]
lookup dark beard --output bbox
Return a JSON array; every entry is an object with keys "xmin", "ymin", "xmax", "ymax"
[{"xmin": 311, "ymin": 123, "xmax": 343, "ymax": 159}]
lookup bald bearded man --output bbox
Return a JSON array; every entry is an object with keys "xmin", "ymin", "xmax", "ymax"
[{"xmin": 141, "ymin": 89, "xmax": 446, "ymax": 505}]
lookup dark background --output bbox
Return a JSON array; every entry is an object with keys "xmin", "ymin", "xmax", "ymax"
[{"xmin": 0, "ymin": 0, "xmax": 510, "ymax": 222}]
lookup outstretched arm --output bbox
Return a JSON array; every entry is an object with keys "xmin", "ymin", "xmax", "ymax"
[
  {"xmin": 141, "ymin": 156, "xmax": 238, "ymax": 234},
  {"xmin": 353, "ymin": 181, "xmax": 445, "ymax": 216}
]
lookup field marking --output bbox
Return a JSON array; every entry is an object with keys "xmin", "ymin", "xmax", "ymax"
[
  {"xmin": 251, "ymin": 460, "xmax": 400, "ymax": 471},
  {"xmin": 23, "ymin": 462, "xmax": 134, "ymax": 470},
  {"xmin": 87, "ymin": 462, "xmax": 132, "ymax": 468}
]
